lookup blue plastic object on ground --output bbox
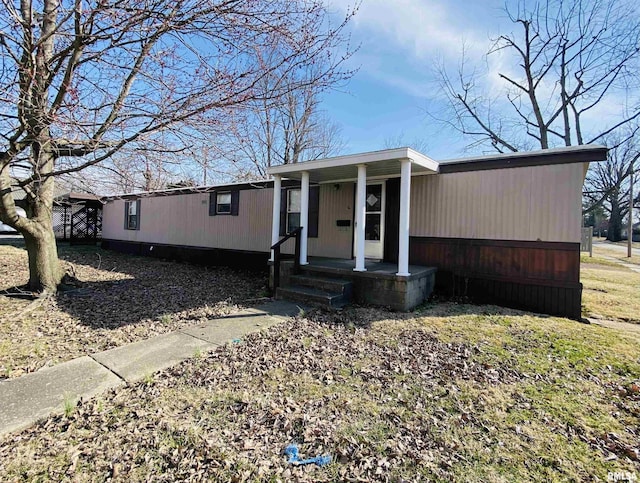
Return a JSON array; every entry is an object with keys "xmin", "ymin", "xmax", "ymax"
[{"xmin": 284, "ymin": 443, "xmax": 332, "ymax": 466}]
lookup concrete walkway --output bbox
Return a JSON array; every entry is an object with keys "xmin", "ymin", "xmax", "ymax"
[
  {"xmin": 589, "ymin": 317, "xmax": 640, "ymax": 336},
  {"xmin": 0, "ymin": 300, "xmax": 302, "ymax": 438},
  {"xmin": 593, "ymin": 240, "xmax": 640, "ymax": 257},
  {"xmin": 597, "ymin": 254, "xmax": 640, "ymax": 274}
]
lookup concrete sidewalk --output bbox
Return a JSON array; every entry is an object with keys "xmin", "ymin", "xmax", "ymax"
[
  {"xmin": 593, "ymin": 240, "xmax": 640, "ymax": 257},
  {"xmin": 597, "ymin": 254, "xmax": 640, "ymax": 273},
  {"xmin": 0, "ymin": 300, "xmax": 302, "ymax": 438}
]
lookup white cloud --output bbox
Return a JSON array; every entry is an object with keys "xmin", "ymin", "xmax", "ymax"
[
  {"xmin": 373, "ymin": 71, "xmax": 433, "ymax": 99},
  {"xmin": 331, "ymin": 0, "xmax": 487, "ymax": 60},
  {"xmin": 328, "ymin": 0, "xmax": 499, "ymax": 99}
]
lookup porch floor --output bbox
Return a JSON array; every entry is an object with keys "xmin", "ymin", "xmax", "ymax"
[{"xmin": 304, "ymin": 257, "xmax": 435, "ymax": 280}]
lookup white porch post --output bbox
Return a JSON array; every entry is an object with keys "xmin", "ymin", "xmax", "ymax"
[
  {"xmin": 270, "ymin": 174, "xmax": 281, "ymax": 261},
  {"xmin": 300, "ymin": 171, "xmax": 310, "ymax": 265},
  {"xmin": 354, "ymin": 163, "xmax": 367, "ymax": 272},
  {"xmin": 397, "ymin": 159, "xmax": 411, "ymax": 276}
]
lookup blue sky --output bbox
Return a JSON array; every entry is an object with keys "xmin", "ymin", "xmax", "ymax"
[
  {"xmin": 323, "ymin": 0, "xmax": 511, "ymax": 159},
  {"xmin": 322, "ymin": 0, "xmax": 636, "ymax": 161}
]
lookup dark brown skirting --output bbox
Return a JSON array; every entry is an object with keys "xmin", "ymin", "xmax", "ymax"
[
  {"xmin": 101, "ymin": 239, "xmax": 269, "ymax": 272},
  {"xmin": 409, "ymin": 236, "xmax": 582, "ymax": 320}
]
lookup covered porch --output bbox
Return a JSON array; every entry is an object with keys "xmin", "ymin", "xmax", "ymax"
[
  {"xmin": 267, "ymin": 147, "xmax": 439, "ymax": 275},
  {"xmin": 267, "ymin": 148, "xmax": 439, "ymax": 311}
]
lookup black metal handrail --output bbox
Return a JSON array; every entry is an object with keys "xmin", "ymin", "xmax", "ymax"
[{"xmin": 270, "ymin": 226, "xmax": 303, "ymax": 290}]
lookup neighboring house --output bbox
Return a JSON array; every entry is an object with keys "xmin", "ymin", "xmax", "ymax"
[
  {"xmin": 101, "ymin": 145, "xmax": 607, "ymax": 319},
  {"xmin": 52, "ymin": 192, "xmax": 103, "ymax": 242},
  {"xmin": 1, "ymin": 189, "xmax": 102, "ymax": 242}
]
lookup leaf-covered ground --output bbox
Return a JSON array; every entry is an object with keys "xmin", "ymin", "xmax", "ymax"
[
  {"xmin": 0, "ymin": 242, "xmax": 268, "ymax": 379},
  {"xmin": 1, "ymin": 305, "xmax": 638, "ymax": 482}
]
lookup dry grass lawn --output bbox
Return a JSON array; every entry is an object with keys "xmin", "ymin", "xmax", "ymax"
[
  {"xmin": 603, "ymin": 239, "xmax": 640, "ymax": 250},
  {"xmin": 0, "ymin": 241, "xmax": 267, "ymax": 379},
  {"xmin": 0, "ymin": 304, "xmax": 638, "ymax": 481},
  {"xmin": 591, "ymin": 245, "xmax": 640, "ymax": 266},
  {"xmin": 0, "ymin": 242, "xmax": 638, "ymax": 481},
  {"xmin": 581, "ymin": 251, "xmax": 640, "ymax": 324}
]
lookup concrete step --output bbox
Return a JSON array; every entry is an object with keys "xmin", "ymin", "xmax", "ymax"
[
  {"xmin": 289, "ymin": 274, "xmax": 353, "ymax": 295},
  {"xmin": 276, "ymin": 285, "xmax": 350, "ymax": 309}
]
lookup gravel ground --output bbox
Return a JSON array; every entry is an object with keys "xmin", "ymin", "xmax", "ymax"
[{"xmin": 0, "ymin": 242, "xmax": 268, "ymax": 379}]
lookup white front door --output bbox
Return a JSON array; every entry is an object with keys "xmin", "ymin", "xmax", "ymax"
[{"xmin": 356, "ymin": 182, "xmax": 385, "ymax": 260}]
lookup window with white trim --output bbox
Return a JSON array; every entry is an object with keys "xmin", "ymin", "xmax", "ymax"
[
  {"xmin": 125, "ymin": 200, "xmax": 139, "ymax": 230},
  {"xmin": 216, "ymin": 192, "xmax": 231, "ymax": 214}
]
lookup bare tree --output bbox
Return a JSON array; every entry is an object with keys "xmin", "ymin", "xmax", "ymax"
[
  {"xmin": 583, "ymin": 135, "xmax": 640, "ymax": 240},
  {"xmin": 436, "ymin": 0, "xmax": 640, "ymax": 240},
  {"xmin": 382, "ymin": 132, "xmax": 430, "ymax": 153},
  {"xmin": 52, "ymin": 152, "xmax": 179, "ymax": 195},
  {"xmin": 0, "ymin": 0, "xmax": 356, "ymax": 293},
  {"xmin": 213, "ymin": 59, "xmax": 350, "ymax": 180},
  {"xmin": 437, "ymin": 0, "xmax": 640, "ymax": 151}
]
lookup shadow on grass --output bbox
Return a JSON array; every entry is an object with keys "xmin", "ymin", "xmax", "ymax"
[
  {"xmin": 1, "ymin": 240, "xmax": 269, "ymax": 330},
  {"xmin": 2, "ymin": 238, "xmax": 580, "ymax": 332}
]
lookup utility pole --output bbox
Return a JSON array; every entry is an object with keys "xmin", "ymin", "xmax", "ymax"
[{"xmin": 628, "ymin": 166, "xmax": 634, "ymax": 258}]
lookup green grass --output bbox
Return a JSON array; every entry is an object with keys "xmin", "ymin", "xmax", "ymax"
[
  {"xmin": 581, "ymin": 244, "xmax": 640, "ymax": 323},
  {"xmin": 142, "ymin": 370, "xmax": 155, "ymax": 385},
  {"xmin": 159, "ymin": 313, "xmax": 172, "ymax": 325},
  {"xmin": 581, "ymin": 263, "xmax": 640, "ymax": 322},
  {"xmin": 581, "ymin": 252, "xmax": 626, "ymax": 267},
  {"xmin": 401, "ymin": 311, "xmax": 640, "ymax": 481},
  {"xmin": 62, "ymin": 394, "xmax": 75, "ymax": 418}
]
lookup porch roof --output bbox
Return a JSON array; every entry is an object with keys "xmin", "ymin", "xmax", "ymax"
[{"xmin": 267, "ymin": 147, "xmax": 438, "ymax": 183}]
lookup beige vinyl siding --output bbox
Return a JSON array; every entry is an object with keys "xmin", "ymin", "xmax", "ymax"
[
  {"xmin": 410, "ymin": 163, "xmax": 583, "ymax": 243},
  {"xmin": 103, "ymin": 183, "xmax": 355, "ymax": 258},
  {"xmin": 309, "ymin": 183, "xmax": 354, "ymax": 258},
  {"xmin": 103, "ymin": 163, "xmax": 580, "ymax": 258},
  {"xmin": 102, "ymin": 189, "xmax": 273, "ymax": 252},
  {"xmin": 280, "ymin": 183, "xmax": 354, "ymax": 259}
]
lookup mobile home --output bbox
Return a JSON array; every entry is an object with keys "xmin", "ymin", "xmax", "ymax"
[{"xmin": 101, "ymin": 145, "xmax": 607, "ymax": 319}]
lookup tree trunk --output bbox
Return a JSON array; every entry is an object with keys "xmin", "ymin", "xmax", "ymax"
[
  {"xmin": 1, "ymin": 154, "xmax": 63, "ymax": 293},
  {"xmin": 607, "ymin": 198, "xmax": 624, "ymax": 242},
  {"xmin": 22, "ymin": 216, "xmax": 63, "ymax": 293}
]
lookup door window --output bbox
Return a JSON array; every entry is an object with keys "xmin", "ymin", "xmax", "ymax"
[
  {"xmin": 365, "ymin": 184, "xmax": 382, "ymax": 241},
  {"xmin": 287, "ymin": 189, "xmax": 301, "ymax": 233}
]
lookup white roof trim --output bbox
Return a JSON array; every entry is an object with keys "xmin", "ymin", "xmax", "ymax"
[{"xmin": 267, "ymin": 147, "xmax": 439, "ymax": 176}]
